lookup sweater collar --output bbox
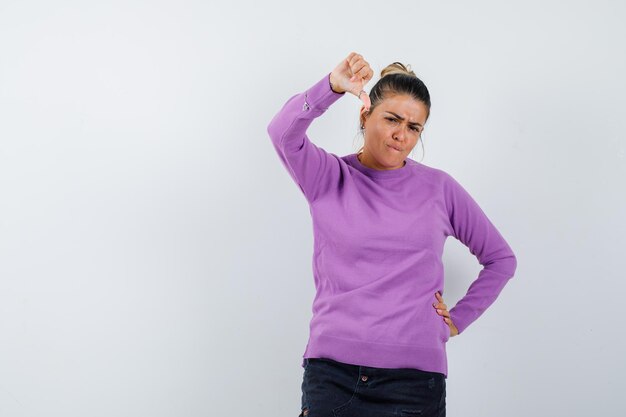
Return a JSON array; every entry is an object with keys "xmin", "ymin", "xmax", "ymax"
[{"xmin": 347, "ymin": 153, "xmax": 415, "ymax": 180}]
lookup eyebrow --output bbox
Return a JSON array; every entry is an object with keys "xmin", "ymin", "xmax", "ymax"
[{"xmin": 384, "ymin": 111, "xmax": 423, "ymax": 127}]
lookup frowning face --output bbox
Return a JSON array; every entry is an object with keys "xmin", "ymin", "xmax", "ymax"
[{"xmin": 359, "ymin": 94, "xmax": 429, "ymax": 170}]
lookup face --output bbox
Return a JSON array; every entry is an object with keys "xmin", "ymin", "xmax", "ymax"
[{"xmin": 359, "ymin": 94, "xmax": 429, "ymax": 170}]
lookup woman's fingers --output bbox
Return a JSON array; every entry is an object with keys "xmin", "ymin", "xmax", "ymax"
[
  {"xmin": 349, "ymin": 56, "xmax": 371, "ymax": 81},
  {"xmin": 350, "ymin": 63, "xmax": 367, "ymax": 79},
  {"xmin": 331, "ymin": 52, "xmax": 373, "ymax": 109},
  {"xmin": 348, "ymin": 77, "xmax": 370, "ymax": 110},
  {"xmin": 433, "ymin": 291, "xmax": 458, "ymax": 336},
  {"xmin": 348, "ymin": 52, "xmax": 361, "ymax": 66},
  {"xmin": 436, "ymin": 308, "xmax": 450, "ymax": 318},
  {"xmin": 350, "ymin": 69, "xmax": 373, "ymax": 84},
  {"xmin": 360, "ymin": 92, "xmax": 371, "ymax": 111},
  {"xmin": 363, "ymin": 66, "xmax": 374, "ymax": 82},
  {"xmin": 347, "ymin": 53, "xmax": 367, "ymax": 77},
  {"xmin": 433, "ymin": 292, "xmax": 447, "ymax": 310},
  {"xmin": 347, "ymin": 54, "xmax": 373, "ymax": 110}
]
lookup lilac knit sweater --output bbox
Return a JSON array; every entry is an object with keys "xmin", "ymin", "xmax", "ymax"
[{"xmin": 266, "ymin": 72, "xmax": 517, "ymax": 378}]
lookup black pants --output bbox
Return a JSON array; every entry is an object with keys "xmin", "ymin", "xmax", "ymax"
[{"xmin": 299, "ymin": 357, "xmax": 446, "ymax": 417}]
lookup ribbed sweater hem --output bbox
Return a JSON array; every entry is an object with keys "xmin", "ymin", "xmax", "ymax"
[{"xmin": 302, "ymin": 333, "xmax": 448, "ymax": 378}]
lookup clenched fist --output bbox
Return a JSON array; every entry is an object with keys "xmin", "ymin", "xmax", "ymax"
[{"xmin": 329, "ymin": 52, "xmax": 374, "ymax": 111}]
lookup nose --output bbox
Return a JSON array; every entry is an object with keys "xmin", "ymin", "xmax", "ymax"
[
  {"xmin": 392, "ymin": 125, "xmax": 409, "ymax": 142},
  {"xmin": 393, "ymin": 124, "xmax": 418, "ymax": 143}
]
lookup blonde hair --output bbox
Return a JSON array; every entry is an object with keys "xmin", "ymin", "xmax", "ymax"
[{"xmin": 380, "ymin": 62, "xmax": 417, "ymax": 78}]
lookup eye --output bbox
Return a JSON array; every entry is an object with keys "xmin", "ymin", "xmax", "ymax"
[
  {"xmin": 410, "ymin": 126, "xmax": 420, "ymax": 132},
  {"xmin": 385, "ymin": 117, "xmax": 399, "ymax": 123}
]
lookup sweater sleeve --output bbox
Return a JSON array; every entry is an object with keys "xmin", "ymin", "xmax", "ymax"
[
  {"xmin": 266, "ymin": 72, "xmax": 345, "ymax": 203},
  {"xmin": 443, "ymin": 172, "xmax": 518, "ymax": 335}
]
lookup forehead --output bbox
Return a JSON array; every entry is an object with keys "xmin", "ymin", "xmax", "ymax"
[{"xmin": 378, "ymin": 94, "xmax": 428, "ymax": 123}]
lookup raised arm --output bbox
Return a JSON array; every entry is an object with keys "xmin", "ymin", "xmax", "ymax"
[
  {"xmin": 267, "ymin": 53, "xmax": 374, "ymax": 203},
  {"xmin": 266, "ymin": 72, "xmax": 345, "ymax": 203}
]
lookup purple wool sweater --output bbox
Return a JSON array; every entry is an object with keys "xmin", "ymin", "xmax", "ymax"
[{"xmin": 266, "ymin": 72, "xmax": 517, "ymax": 378}]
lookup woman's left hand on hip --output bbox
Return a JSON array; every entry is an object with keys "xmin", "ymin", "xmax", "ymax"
[{"xmin": 433, "ymin": 291, "xmax": 459, "ymax": 337}]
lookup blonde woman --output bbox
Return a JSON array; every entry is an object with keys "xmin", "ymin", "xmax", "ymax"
[{"xmin": 267, "ymin": 52, "xmax": 517, "ymax": 417}]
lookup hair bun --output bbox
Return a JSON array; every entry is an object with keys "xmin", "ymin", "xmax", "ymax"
[{"xmin": 380, "ymin": 62, "xmax": 416, "ymax": 78}]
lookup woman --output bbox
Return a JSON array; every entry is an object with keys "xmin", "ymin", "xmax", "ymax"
[{"xmin": 267, "ymin": 52, "xmax": 517, "ymax": 417}]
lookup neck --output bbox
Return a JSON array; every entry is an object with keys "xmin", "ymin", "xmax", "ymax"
[{"xmin": 358, "ymin": 151, "xmax": 405, "ymax": 170}]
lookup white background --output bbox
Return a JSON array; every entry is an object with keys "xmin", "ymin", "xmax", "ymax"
[{"xmin": 1, "ymin": 1, "xmax": 624, "ymax": 416}]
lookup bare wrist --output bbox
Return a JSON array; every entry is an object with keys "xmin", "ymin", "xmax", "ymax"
[{"xmin": 329, "ymin": 73, "xmax": 344, "ymax": 94}]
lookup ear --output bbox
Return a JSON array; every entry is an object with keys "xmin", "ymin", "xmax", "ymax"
[{"xmin": 360, "ymin": 106, "xmax": 370, "ymax": 126}]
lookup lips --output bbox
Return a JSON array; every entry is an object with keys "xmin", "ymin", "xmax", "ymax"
[{"xmin": 387, "ymin": 144, "xmax": 402, "ymax": 152}]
